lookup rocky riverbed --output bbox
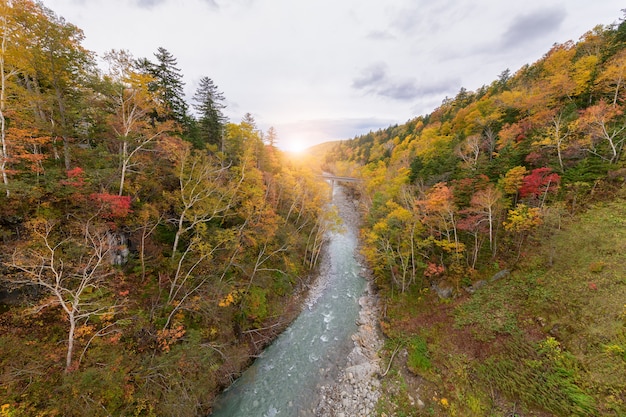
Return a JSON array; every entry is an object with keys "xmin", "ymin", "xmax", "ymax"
[{"xmin": 315, "ymin": 268, "xmax": 384, "ymax": 416}]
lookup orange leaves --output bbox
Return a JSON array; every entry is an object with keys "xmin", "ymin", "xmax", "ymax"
[
  {"xmin": 157, "ymin": 135, "xmax": 189, "ymax": 162},
  {"xmin": 540, "ymin": 42, "xmax": 578, "ymax": 101},
  {"xmin": 418, "ymin": 182, "xmax": 455, "ymax": 214},
  {"xmin": 156, "ymin": 325, "xmax": 186, "ymax": 353},
  {"xmin": 423, "ymin": 262, "xmax": 445, "ymax": 278},
  {"xmin": 73, "ymin": 324, "xmax": 95, "ymax": 340},
  {"xmin": 5, "ymin": 127, "xmax": 50, "ymax": 173},
  {"xmin": 573, "ymin": 100, "xmax": 625, "ymax": 163},
  {"xmin": 498, "ymin": 119, "xmax": 533, "ymax": 149},
  {"xmin": 218, "ymin": 289, "xmax": 242, "ymax": 308},
  {"xmin": 578, "ymin": 99, "xmax": 623, "ymax": 127}
]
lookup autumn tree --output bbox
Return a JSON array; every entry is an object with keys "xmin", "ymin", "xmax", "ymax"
[
  {"xmin": 596, "ymin": 48, "xmax": 626, "ymax": 106},
  {"xmin": 499, "ymin": 166, "xmax": 527, "ymax": 196},
  {"xmin": 416, "ymin": 182, "xmax": 461, "ymax": 253},
  {"xmin": 519, "ymin": 167, "xmax": 561, "ymax": 207},
  {"xmin": 260, "ymin": 126, "xmax": 281, "ymax": 174},
  {"xmin": 0, "ymin": 0, "xmax": 53, "ymax": 194},
  {"xmin": 469, "ymin": 184, "xmax": 503, "ymax": 256},
  {"xmin": 5, "ymin": 219, "xmax": 118, "ymax": 372},
  {"xmin": 575, "ymin": 100, "xmax": 626, "ymax": 163},
  {"xmin": 364, "ymin": 200, "xmax": 424, "ymax": 293},
  {"xmin": 537, "ymin": 42, "xmax": 577, "ymax": 104},
  {"xmin": 161, "ymin": 146, "xmax": 240, "ymax": 328},
  {"xmin": 168, "ymin": 146, "xmax": 236, "ymax": 258},
  {"xmin": 104, "ymin": 49, "xmax": 173, "ymax": 195},
  {"xmin": 455, "ymin": 134, "xmax": 482, "ymax": 170},
  {"xmin": 23, "ymin": 2, "xmax": 95, "ymax": 170},
  {"xmin": 532, "ymin": 108, "xmax": 575, "ymax": 172},
  {"xmin": 503, "ymin": 203, "xmax": 543, "ymax": 261},
  {"xmin": 0, "ymin": 0, "xmax": 18, "ymax": 195}
]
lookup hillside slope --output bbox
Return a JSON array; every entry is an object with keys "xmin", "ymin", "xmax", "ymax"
[{"xmin": 376, "ymin": 195, "xmax": 626, "ymax": 416}]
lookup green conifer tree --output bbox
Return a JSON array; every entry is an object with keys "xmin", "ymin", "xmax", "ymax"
[{"xmin": 192, "ymin": 76, "xmax": 227, "ymax": 150}]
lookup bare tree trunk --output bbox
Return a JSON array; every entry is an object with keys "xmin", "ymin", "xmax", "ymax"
[
  {"xmin": 0, "ymin": 11, "xmax": 10, "ymax": 196},
  {"xmin": 613, "ymin": 76, "xmax": 622, "ymax": 107},
  {"xmin": 66, "ymin": 310, "xmax": 76, "ymax": 372},
  {"xmin": 119, "ymin": 140, "xmax": 128, "ymax": 195}
]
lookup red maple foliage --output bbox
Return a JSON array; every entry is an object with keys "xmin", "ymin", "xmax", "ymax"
[
  {"xmin": 60, "ymin": 166, "xmax": 86, "ymax": 188},
  {"xmin": 519, "ymin": 167, "xmax": 560, "ymax": 199},
  {"xmin": 90, "ymin": 193, "xmax": 133, "ymax": 219}
]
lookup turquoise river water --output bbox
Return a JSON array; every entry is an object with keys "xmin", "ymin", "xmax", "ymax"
[{"xmin": 210, "ymin": 186, "xmax": 366, "ymax": 417}]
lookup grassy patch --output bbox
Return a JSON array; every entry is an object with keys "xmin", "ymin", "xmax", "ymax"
[
  {"xmin": 453, "ymin": 279, "xmax": 521, "ymax": 341},
  {"xmin": 478, "ymin": 336, "xmax": 597, "ymax": 416},
  {"xmin": 378, "ymin": 198, "xmax": 626, "ymax": 416},
  {"xmin": 407, "ymin": 334, "xmax": 432, "ymax": 373}
]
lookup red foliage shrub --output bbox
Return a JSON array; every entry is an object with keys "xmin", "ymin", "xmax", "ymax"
[
  {"xmin": 60, "ymin": 166, "xmax": 86, "ymax": 188},
  {"xmin": 519, "ymin": 167, "xmax": 560, "ymax": 199},
  {"xmin": 90, "ymin": 193, "xmax": 132, "ymax": 219},
  {"xmin": 424, "ymin": 262, "xmax": 445, "ymax": 278}
]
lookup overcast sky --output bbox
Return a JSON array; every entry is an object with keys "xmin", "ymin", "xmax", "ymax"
[{"xmin": 42, "ymin": 0, "xmax": 623, "ymax": 151}]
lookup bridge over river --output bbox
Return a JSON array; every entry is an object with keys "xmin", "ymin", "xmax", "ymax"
[{"xmin": 319, "ymin": 174, "xmax": 362, "ymax": 195}]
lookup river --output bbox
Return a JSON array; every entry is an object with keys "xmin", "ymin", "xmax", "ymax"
[{"xmin": 209, "ymin": 184, "xmax": 367, "ymax": 417}]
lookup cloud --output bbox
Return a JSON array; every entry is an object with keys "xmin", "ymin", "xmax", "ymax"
[
  {"xmin": 378, "ymin": 80, "xmax": 421, "ymax": 100},
  {"xmin": 502, "ymin": 7, "xmax": 567, "ymax": 48},
  {"xmin": 352, "ymin": 63, "xmax": 458, "ymax": 101},
  {"xmin": 380, "ymin": 78, "xmax": 457, "ymax": 100},
  {"xmin": 134, "ymin": 0, "xmax": 218, "ymax": 9},
  {"xmin": 391, "ymin": 0, "xmax": 459, "ymax": 36},
  {"xmin": 352, "ymin": 63, "xmax": 388, "ymax": 89},
  {"xmin": 366, "ymin": 30, "xmax": 396, "ymax": 41},
  {"xmin": 134, "ymin": 0, "xmax": 164, "ymax": 7}
]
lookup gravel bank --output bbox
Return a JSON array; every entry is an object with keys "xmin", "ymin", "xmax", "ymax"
[{"xmin": 315, "ymin": 280, "xmax": 383, "ymax": 416}]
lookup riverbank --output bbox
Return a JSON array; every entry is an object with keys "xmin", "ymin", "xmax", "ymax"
[{"xmin": 315, "ymin": 186, "xmax": 385, "ymax": 417}]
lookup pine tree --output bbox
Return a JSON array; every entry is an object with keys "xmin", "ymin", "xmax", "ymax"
[
  {"xmin": 191, "ymin": 76, "xmax": 227, "ymax": 150},
  {"xmin": 137, "ymin": 47, "xmax": 189, "ymax": 128}
]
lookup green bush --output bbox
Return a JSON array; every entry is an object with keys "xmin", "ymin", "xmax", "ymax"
[
  {"xmin": 407, "ymin": 335, "xmax": 431, "ymax": 373},
  {"xmin": 242, "ymin": 286, "xmax": 269, "ymax": 325}
]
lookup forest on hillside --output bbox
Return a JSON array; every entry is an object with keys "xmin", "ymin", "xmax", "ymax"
[
  {"xmin": 0, "ymin": 1, "xmax": 332, "ymax": 416},
  {"xmin": 326, "ymin": 15, "xmax": 626, "ymax": 292},
  {"xmin": 323, "ymin": 13, "xmax": 626, "ymax": 417}
]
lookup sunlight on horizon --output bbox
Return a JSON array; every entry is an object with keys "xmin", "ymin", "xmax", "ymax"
[{"xmin": 282, "ymin": 137, "xmax": 310, "ymax": 154}]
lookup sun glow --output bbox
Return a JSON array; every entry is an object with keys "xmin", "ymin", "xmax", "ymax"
[{"xmin": 284, "ymin": 138, "xmax": 309, "ymax": 154}]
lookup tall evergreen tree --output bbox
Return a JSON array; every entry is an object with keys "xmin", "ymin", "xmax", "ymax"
[
  {"xmin": 191, "ymin": 76, "xmax": 227, "ymax": 150},
  {"xmin": 137, "ymin": 47, "xmax": 189, "ymax": 128}
]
